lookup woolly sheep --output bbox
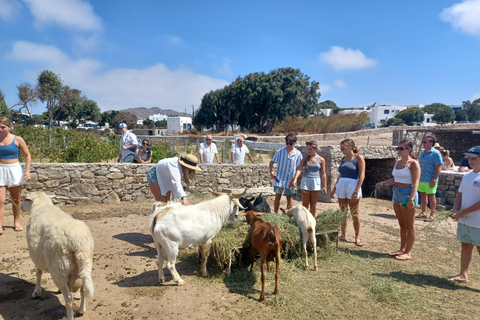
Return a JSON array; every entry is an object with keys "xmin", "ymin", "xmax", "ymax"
[{"xmin": 22, "ymin": 192, "xmax": 94, "ymax": 320}]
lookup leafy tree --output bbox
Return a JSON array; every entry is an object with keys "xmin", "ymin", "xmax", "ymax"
[
  {"xmin": 155, "ymin": 120, "xmax": 167, "ymax": 128},
  {"xmin": 386, "ymin": 117, "xmax": 402, "ymax": 127},
  {"xmin": 396, "ymin": 107, "xmax": 424, "ymax": 125},
  {"xmin": 100, "ymin": 110, "xmax": 119, "ymax": 127},
  {"xmin": 455, "ymin": 109, "xmax": 468, "ymax": 122},
  {"xmin": 423, "ymin": 103, "xmax": 446, "ymax": 114},
  {"xmin": 463, "ymin": 99, "xmax": 480, "ymax": 122},
  {"xmin": 318, "ymin": 100, "xmax": 340, "ymax": 114},
  {"xmin": 0, "ymin": 89, "xmax": 10, "ymax": 117},
  {"xmin": 195, "ymin": 67, "xmax": 320, "ymax": 133},
  {"xmin": 112, "ymin": 111, "xmax": 137, "ymax": 129},
  {"xmin": 16, "ymin": 82, "xmax": 37, "ymax": 116},
  {"xmin": 36, "ymin": 70, "xmax": 62, "ymax": 130},
  {"xmin": 54, "ymin": 86, "xmax": 85, "ymax": 128},
  {"xmin": 142, "ymin": 118, "xmax": 155, "ymax": 128},
  {"xmin": 79, "ymin": 99, "xmax": 101, "ymax": 124},
  {"xmin": 431, "ymin": 104, "xmax": 455, "ymax": 124}
]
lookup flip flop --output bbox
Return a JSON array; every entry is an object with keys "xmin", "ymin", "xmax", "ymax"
[
  {"xmin": 424, "ymin": 216, "xmax": 436, "ymax": 222},
  {"xmin": 389, "ymin": 251, "xmax": 404, "ymax": 256},
  {"xmin": 14, "ymin": 226, "xmax": 24, "ymax": 232},
  {"xmin": 447, "ymin": 276, "xmax": 467, "ymax": 283},
  {"xmin": 355, "ymin": 241, "xmax": 364, "ymax": 247},
  {"xmin": 415, "ymin": 214, "xmax": 427, "ymax": 219},
  {"xmin": 394, "ymin": 254, "xmax": 412, "ymax": 261}
]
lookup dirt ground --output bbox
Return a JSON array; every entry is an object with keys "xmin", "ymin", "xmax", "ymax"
[{"xmin": 0, "ymin": 194, "xmax": 462, "ymax": 320}]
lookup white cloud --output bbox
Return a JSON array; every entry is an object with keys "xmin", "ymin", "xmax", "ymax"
[
  {"xmin": 473, "ymin": 92, "xmax": 480, "ymax": 100},
  {"xmin": 320, "ymin": 46, "xmax": 377, "ymax": 70},
  {"xmin": 334, "ymin": 79, "xmax": 346, "ymax": 89},
  {"xmin": 7, "ymin": 41, "xmax": 230, "ymax": 112},
  {"xmin": 23, "ymin": 0, "xmax": 102, "ymax": 31},
  {"xmin": 440, "ymin": 0, "xmax": 480, "ymax": 35},
  {"xmin": 0, "ymin": 0, "xmax": 21, "ymax": 20}
]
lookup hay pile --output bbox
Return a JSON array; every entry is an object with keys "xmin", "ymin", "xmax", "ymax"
[
  {"xmin": 211, "ymin": 222, "xmax": 250, "ymax": 269},
  {"xmin": 315, "ymin": 208, "xmax": 348, "ymax": 234}
]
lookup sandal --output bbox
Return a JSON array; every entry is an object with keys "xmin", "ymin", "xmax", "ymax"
[
  {"xmin": 415, "ymin": 214, "xmax": 427, "ymax": 219},
  {"xmin": 394, "ymin": 254, "xmax": 412, "ymax": 261},
  {"xmin": 389, "ymin": 250, "xmax": 404, "ymax": 256},
  {"xmin": 355, "ymin": 239, "xmax": 364, "ymax": 247}
]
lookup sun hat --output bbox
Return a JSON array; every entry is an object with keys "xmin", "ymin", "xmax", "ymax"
[
  {"xmin": 462, "ymin": 146, "xmax": 480, "ymax": 157},
  {"xmin": 118, "ymin": 123, "xmax": 127, "ymax": 129},
  {"xmin": 179, "ymin": 154, "xmax": 202, "ymax": 171},
  {"xmin": 434, "ymin": 143, "xmax": 441, "ymax": 148}
]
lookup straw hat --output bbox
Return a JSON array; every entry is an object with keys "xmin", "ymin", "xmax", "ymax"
[
  {"xmin": 179, "ymin": 155, "xmax": 202, "ymax": 171},
  {"xmin": 434, "ymin": 143, "xmax": 441, "ymax": 149}
]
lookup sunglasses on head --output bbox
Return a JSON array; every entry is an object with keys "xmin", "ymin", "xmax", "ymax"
[{"xmin": 396, "ymin": 147, "xmax": 406, "ymax": 151}]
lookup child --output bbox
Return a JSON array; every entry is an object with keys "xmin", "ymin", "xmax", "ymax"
[{"xmin": 448, "ymin": 145, "xmax": 480, "ymax": 282}]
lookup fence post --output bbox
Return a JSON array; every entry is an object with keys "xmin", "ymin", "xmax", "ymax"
[
  {"xmin": 63, "ymin": 135, "xmax": 66, "ymax": 152},
  {"xmin": 171, "ymin": 141, "xmax": 175, "ymax": 153},
  {"xmin": 223, "ymin": 138, "xmax": 227, "ymax": 163},
  {"xmin": 185, "ymin": 139, "xmax": 188, "ymax": 155}
]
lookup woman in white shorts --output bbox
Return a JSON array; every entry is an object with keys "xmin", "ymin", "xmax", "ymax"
[
  {"xmin": 0, "ymin": 117, "xmax": 31, "ymax": 235},
  {"xmin": 331, "ymin": 139, "xmax": 365, "ymax": 246}
]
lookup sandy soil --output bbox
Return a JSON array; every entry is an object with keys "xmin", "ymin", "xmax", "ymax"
[{"xmin": 0, "ymin": 195, "xmax": 458, "ymax": 320}]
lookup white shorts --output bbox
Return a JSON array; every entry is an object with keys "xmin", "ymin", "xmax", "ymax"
[
  {"xmin": 0, "ymin": 162, "xmax": 26, "ymax": 188},
  {"xmin": 300, "ymin": 177, "xmax": 321, "ymax": 191},
  {"xmin": 335, "ymin": 177, "xmax": 362, "ymax": 199}
]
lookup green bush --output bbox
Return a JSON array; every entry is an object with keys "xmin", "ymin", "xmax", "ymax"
[{"xmin": 150, "ymin": 141, "xmax": 177, "ymax": 163}]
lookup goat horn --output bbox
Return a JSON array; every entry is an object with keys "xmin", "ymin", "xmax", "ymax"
[
  {"xmin": 206, "ymin": 187, "xmax": 223, "ymax": 197},
  {"xmin": 231, "ymin": 188, "xmax": 248, "ymax": 198}
]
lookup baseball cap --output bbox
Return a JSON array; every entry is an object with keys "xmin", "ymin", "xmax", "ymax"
[
  {"xmin": 462, "ymin": 146, "xmax": 480, "ymax": 157},
  {"xmin": 118, "ymin": 123, "xmax": 127, "ymax": 129}
]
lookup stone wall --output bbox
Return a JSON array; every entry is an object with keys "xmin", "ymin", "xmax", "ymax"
[{"xmin": 24, "ymin": 163, "xmax": 271, "ymax": 205}]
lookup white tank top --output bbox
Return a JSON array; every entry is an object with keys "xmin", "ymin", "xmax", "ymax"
[{"xmin": 392, "ymin": 160, "xmax": 413, "ymax": 184}]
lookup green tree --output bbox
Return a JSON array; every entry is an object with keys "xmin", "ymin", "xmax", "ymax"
[
  {"xmin": 431, "ymin": 105, "xmax": 455, "ymax": 124},
  {"xmin": 396, "ymin": 107, "xmax": 424, "ymax": 125},
  {"xmin": 423, "ymin": 103, "xmax": 446, "ymax": 114},
  {"xmin": 0, "ymin": 90, "xmax": 10, "ymax": 117},
  {"xmin": 455, "ymin": 109, "xmax": 468, "ymax": 122},
  {"xmin": 142, "ymin": 118, "xmax": 155, "ymax": 128},
  {"xmin": 463, "ymin": 99, "xmax": 480, "ymax": 122},
  {"xmin": 155, "ymin": 120, "xmax": 167, "ymax": 128},
  {"xmin": 16, "ymin": 82, "xmax": 37, "ymax": 116},
  {"xmin": 79, "ymin": 99, "xmax": 101, "ymax": 124},
  {"xmin": 100, "ymin": 110, "xmax": 118, "ymax": 127},
  {"xmin": 194, "ymin": 67, "xmax": 320, "ymax": 133},
  {"xmin": 318, "ymin": 100, "xmax": 340, "ymax": 114},
  {"xmin": 385, "ymin": 117, "xmax": 402, "ymax": 127},
  {"xmin": 36, "ymin": 70, "xmax": 62, "ymax": 130},
  {"xmin": 55, "ymin": 86, "xmax": 85, "ymax": 128}
]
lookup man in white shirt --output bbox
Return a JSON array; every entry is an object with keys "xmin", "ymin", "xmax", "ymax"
[
  {"xmin": 230, "ymin": 136, "xmax": 255, "ymax": 164},
  {"xmin": 117, "ymin": 122, "xmax": 138, "ymax": 163},
  {"xmin": 199, "ymin": 135, "xmax": 222, "ymax": 164}
]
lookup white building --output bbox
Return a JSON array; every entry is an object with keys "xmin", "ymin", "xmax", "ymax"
[
  {"xmin": 314, "ymin": 108, "xmax": 333, "ymax": 116},
  {"xmin": 149, "ymin": 113, "xmax": 168, "ymax": 122},
  {"xmin": 369, "ymin": 104, "xmax": 425, "ymax": 128},
  {"xmin": 167, "ymin": 117, "xmax": 192, "ymax": 134}
]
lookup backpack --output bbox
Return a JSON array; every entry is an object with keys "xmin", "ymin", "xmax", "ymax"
[{"xmin": 133, "ymin": 136, "xmax": 142, "ymax": 152}]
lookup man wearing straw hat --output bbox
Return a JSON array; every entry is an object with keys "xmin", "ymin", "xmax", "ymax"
[{"xmin": 147, "ymin": 154, "xmax": 202, "ymax": 206}]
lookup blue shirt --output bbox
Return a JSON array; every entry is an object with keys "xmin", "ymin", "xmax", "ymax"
[
  {"xmin": 271, "ymin": 147, "xmax": 303, "ymax": 188},
  {"xmin": 419, "ymin": 148, "xmax": 443, "ymax": 182}
]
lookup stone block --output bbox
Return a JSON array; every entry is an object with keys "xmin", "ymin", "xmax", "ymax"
[
  {"xmin": 106, "ymin": 172, "xmax": 124, "ymax": 180},
  {"xmin": 81, "ymin": 170, "xmax": 94, "ymax": 179}
]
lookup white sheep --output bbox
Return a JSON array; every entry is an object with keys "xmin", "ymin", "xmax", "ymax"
[
  {"xmin": 280, "ymin": 205, "xmax": 317, "ymax": 271},
  {"xmin": 22, "ymin": 192, "xmax": 94, "ymax": 320}
]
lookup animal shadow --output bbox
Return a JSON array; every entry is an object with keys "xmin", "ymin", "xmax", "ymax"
[{"xmin": 113, "ymin": 232, "xmax": 156, "ymax": 257}]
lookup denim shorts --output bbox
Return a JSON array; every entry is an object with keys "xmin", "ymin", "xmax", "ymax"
[
  {"xmin": 392, "ymin": 185, "xmax": 418, "ymax": 207},
  {"xmin": 274, "ymin": 186, "xmax": 296, "ymax": 196},
  {"xmin": 457, "ymin": 223, "xmax": 480, "ymax": 246},
  {"xmin": 147, "ymin": 166, "xmax": 158, "ymax": 184}
]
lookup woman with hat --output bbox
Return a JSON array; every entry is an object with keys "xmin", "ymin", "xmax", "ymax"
[{"xmin": 147, "ymin": 155, "xmax": 202, "ymax": 205}]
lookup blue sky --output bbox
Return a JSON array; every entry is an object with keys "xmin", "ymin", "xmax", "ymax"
[{"xmin": 1, "ymin": 0, "xmax": 480, "ymax": 115}]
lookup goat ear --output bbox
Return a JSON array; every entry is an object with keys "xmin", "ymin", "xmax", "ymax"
[
  {"xmin": 255, "ymin": 211, "xmax": 265, "ymax": 216},
  {"xmin": 236, "ymin": 211, "xmax": 246, "ymax": 217}
]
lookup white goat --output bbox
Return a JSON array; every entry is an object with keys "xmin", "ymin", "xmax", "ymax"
[
  {"xmin": 149, "ymin": 189, "xmax": 245, "ymax": 286},
  {"xmin": 280, "ymin": 205, "xmax": 317, "ymax": 271},
  {"xmin": 22, "ymin": 192, "xmax": 94, "ymax": 320}
]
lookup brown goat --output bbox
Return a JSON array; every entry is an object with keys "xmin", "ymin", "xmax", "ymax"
[{"xmin": 245, "ymin": 210, "xmax": 282, "ymax": 301}]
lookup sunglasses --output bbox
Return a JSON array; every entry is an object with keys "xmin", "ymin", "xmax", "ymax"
[
  {"xmin": 206, "ymin": 139, "xmax": 212, "ymax": 141},
  {"xmin": 287, "ymin": 142, "xmax": 295, "ymax": 146},
  {"xmin": 143, "ymin": 142, "xmax": 149, "ymax": 146},
  {"xmin": 396, "ymin": 147, "xmax": 406, "ymax": 151},
  {"xmin": 422, "ymin": 140, "xmax": 431, "ymax": 144}
]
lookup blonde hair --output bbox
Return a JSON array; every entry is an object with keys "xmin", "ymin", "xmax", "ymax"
[
  {"xmin": 340, "ymin": 138, "xmax": 359, "ymax": 155},
  {"xmin": 303, "ymin": 140, "xmax": 318, "ymax": 169},
  {"xmin": 0, "ymin": 116, "xmax": 12, "ymax": 127},
  {"xmin": 181, "ymin": 165, "xmax": 196, "ymax": 185},
  {"xmin": 441, "ymin": 149, "xmax": 450, "ymax": 157}
]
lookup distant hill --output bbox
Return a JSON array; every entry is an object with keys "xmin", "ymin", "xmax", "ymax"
[{"xmin": 118, "ymin": 107, "xmax": 192, "ymax": 119}]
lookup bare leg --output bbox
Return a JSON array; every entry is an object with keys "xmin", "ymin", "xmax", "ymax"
[
  {"xmin": 401, "ymin": 204, "xmax": 416, "ymax": 257},
  {"xmin": 8, "ymin": 185, "xmax": 23, "ymax": 231},
  {"xmin": 309, "ymin": 190, "xmax": 321, "ymax": 217},
  {"xmin": 0, "ymin": 186, "xmax": 5, "ymax": 235},
  {"xmin": 338, "ymin": 198, "xmax": 349, "ymax": 240},
  {"xmin": 285, "ymin": 194, "xmax": 293, "ymax": 210},
  {"xmin": 149, "ymin": 182, "xmax": 166, "ymax": 202},
  {"xmin": 448, "ymin": 242, "xmax": 475, "ymax": 282},
  {"xmin": 419, "ymin": 192, "xmax": 427, "ymax": 217},
  {"xmin": 273, "ymin": 193, "xmax": 282, "ymax": 213},
  {"xmin": 392, "ymin": 202, "xmax": 406, "ymax": 254},
  {"xmin": 301, "ymin": 190, "xmax": 310, "ymax": 211},
  {"xmin": 427, "ymin": 193, "xmax": 437, "ymax": 218},
  {"xmin": 348, "ymin": 198, "xmax": 361, "ymax": 245}
]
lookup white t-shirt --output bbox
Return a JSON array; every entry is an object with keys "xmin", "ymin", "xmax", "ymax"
[
  {"xmin": 155, "ymin": 157, "xmax": 186, "ymax": 200},
  {"xmin": 199, "ymin": 142, "xmax": 218, "ymax": 164},
  {"xmin": 120, "ymin": 131, "xmax": 137, "ymax": 159},
  {"xmin": 230, "ymin": 143, "xmax": 249, "ymax": 164},
  {"xmin": 458, "ymin": 171, "xmax": 480, "ymax": 228}
]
